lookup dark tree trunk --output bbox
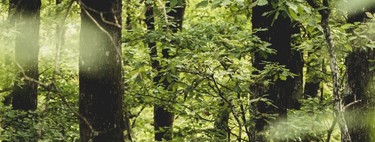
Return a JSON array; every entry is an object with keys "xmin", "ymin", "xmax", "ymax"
[
  {"xmin": 79, "ymin": 0, "xmax": 124, "ymax": 141},
  {"xmin": 304, "ymin": 56, "xmax": 322, "ymax": 98},
  {"xmin": 150, "ymin": 1, "xmax": 185, "ymax": 141},
  {"xmin": 345, "ymin": 50, "xmax": 375, "ymax": 142},
  {"xmin": 145, "ymin": 1, "xmax": 157, "ymax": 67},
  {"xmin": 6, "ymin": 1, "xmax": 41, "ymax": 141},
  {"xmin": 11, "ymin": 0, "xmax": 41, "ymax": 111},
  {"xmin": 214, "ymin": 102, "xmax": 230, "ymax": 141},
  {"xmin": 251, "ymin": 1, "xmax": 301, "ymax": 140},
  {"xmin": 289, "ymin": 26, "xmax": 303, "ymax": 110},
  {"xmin": 251, "ymin": 4, "xmax": 275, "ymax": 139},
  {"xmin": 344, "ymin": 6, "xmax": 375, "ymax": 142}
]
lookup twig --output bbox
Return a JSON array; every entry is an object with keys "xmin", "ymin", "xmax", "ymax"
[
  {"xmin": 209, "ymin": 74, "xmax": 243, "ymax": 142},
  {"xmin": 344, "ymin": 100, "xmax": 362, "ymax": 110},
  {"xmin": 131, "ymin": 106, "xmax": 146, "ymax": 128}
]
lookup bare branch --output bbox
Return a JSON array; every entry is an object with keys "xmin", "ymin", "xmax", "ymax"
[{"xmin": 344, "ymin": 100, "xmax": 362, "ymax": 110}]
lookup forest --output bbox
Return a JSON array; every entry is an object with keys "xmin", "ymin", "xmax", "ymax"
[{"xmin": 0, "ymin": 0, "xmax": 375, "ymax": 141}]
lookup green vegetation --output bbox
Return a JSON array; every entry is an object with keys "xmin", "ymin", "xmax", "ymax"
[{"xmin": 0, "ymin": 0, "xmax": 375, "ymax": 141}]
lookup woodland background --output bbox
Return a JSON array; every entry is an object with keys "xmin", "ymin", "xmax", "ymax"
[{"xmin": 0, "ymin": 0, "xmax": 375, "ymax": 141}]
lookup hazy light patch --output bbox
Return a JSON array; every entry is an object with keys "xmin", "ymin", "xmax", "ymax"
[
  {"xmin": 65, "ymin": 23, "xmax": 80, "ymax": 35},
  {"xmin": 337, "ymin": 0, "xmax": 375, "ymax": 15},
  {"xmin": 267, "ymin": 107, "xmax": 338, "ymax": 141},
  {"xmin": 39, "ymin": 45, "xmax": 54, "ymax": 58}
]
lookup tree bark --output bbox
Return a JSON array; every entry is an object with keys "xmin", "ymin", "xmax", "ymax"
[
  {"xmin": 11, "ymin": 0, "xmax": 41, "ymax": 111},
  {"xmin": 345, "ymin": 50, "xmax": 375, "ymax": 142},
  {"xmin": 251, "ymin": 1, "xmax": 300, "ymax": 140},
  {"xmin": 150, "ymin": 1, "xmax": 185, "ymax": 141},
  {"xmin": 304, "ymin": 56, "xmax": 322, "ymax": 98},
  {"xmin": 214, "ymin": 102, "xmax": 230, "ymax": 141},
  {"xmin": 6, "ymin": 1, "xmax": 41, "ymax": 141},
  {"xmin": 306, "ymin": 0, "xmax": 352, "ymax": 141},
  {"xmin": 79, "ymin": 0, "xmax": 124, "ymax": 141}
]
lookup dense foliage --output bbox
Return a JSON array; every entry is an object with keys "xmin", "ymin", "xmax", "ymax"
[{"xmin": 0, "ymin": 0, "xmax": 375, "ymax": 141}]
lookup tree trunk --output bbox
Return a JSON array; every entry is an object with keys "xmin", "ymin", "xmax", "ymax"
[
  {"xmin": 345, "ymin": 50, "xmax": 375, "ymax": 142},
  {"xmin": 11, "ymin": 0, "xmax": 41, "ymax": 111},
  {"xmin": 306, "ymin": 0, "xmax": 351, "ymax": 141},
  {"xmin": 214, "ymin": 102, "xmax": 230, "ymax": 141},
  {"xmin": 251, "ymin": 1, "xmax": 301, "ymax": 140},
  {"xmin": 251, "ymin": 6, "xmax": 273, "ymax": 138},
  {"xmin": 289, "ymin": 27, "xmax": 303, "ymax": 110},
  {"xmin": 6, "ymin": 1, "xmax": 41, "ymax": 141},
  {"xmin": 79, "ymin": 0, "xmax": 124, "ymax": 141},
  {"xmin": 151, "ymin": 1, "xmax": 185, "ymax": 141},
  {"xmin": 344, "ymin": 6, "xmax": 375, "ymax": 142},
  {"xmin": 304, "ymin": 55, "xmax": 322, "ymax": 98}
]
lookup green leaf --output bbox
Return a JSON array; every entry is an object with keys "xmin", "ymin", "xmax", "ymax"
[
  {"xmin": 286, "ymin": 1, "xmax": 298, "ymax": 12},
  {"xmin": 258, "ymin": 0, "xmax": 268, "ymax": 6},
  {"xmin": 279, "ymin": 74, "xmax": 287, "ymax": 81},
  {"xmin": 170, "ymin": 0, "xmax": 178, "ymax": 8},
  {"xmin": 211, "ymin": 0, "xmax": 223, "ymax": 8},
  {"xmin": 288, "ymin": 7, "xmax": 298, "ymax": 21},
  {"xmin": 221, "ymin": 0, "xmax": 231, "ymax": 7},
  {"xmin": 196, "ymin": 0, "xmax": 209, "ymax": 8}
]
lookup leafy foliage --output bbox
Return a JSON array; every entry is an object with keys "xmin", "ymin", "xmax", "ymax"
[{"xmin": 0, "ymin": 0, "xmax": 375, "ymax": 141}]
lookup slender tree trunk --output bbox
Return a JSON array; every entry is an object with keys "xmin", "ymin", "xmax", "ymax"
[
  {"xmin": 289, "ymin": 26, "xmax": 303, "ymax": 110},
  {"xmin": 304, "ymin": 54, "xmax": 322, "ymax": 98},
  {"xmin": 78, "ymin": 0, "xmax": 124, "ymax": 141},
  {"xmin": 11, "ymin": 0, "xmax": 41, "ymax": 111},
  {"xmin": 344, "ymin": 6, "xmax": 375, "ymax": 142},
  {"xmin": 144, "ymin": 2, "xmax": 174, "ymax": 140},
  {"xmin": 321, "ymin": 9, "xmax": 352, "ymax": 142},
  {"xmin": 251, "ymin": 1, "xmax": 299, "ymax": 140},
  {"xmin": 306, "ymin": 0, "xmax": 351, "ymax": 141},
  {"xmin": 214, "ymin": 102, "xmax": 230, "ymax": 141},
  {"xmin": 149, "ymin": 1, "xmax": 186, "ymax": 141}
]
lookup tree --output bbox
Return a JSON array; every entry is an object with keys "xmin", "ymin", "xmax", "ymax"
[
  {"xmin": 11, "ymin": 0, "xmax": 41, "ymax": 111},
  {"xmin": 251, "ymin": 0, "xmax": 302, "ymax": 140},
  {"xmin": 306, "ymin": 0, "xmax": 351, "ymax": 141},
  {"xmin": 344, "ymin": 5, "xmax": 375, "ymax": 142},
  {"xmin": 78, "ymin": 0, "xmax": 124, "ymax": 141},
  {"xmin": 146, "ymin": 0, "xmax": 186, "ymax": 141},
  {"xmin": 304, "ymin": 57, "xmax": 323, "ymax": 98},
  {"xmin": 213, "ymin": 102, "xmax": 230, "ymax": 140}
]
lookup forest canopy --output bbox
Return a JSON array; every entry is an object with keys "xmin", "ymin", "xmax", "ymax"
[{"xmin": 0, "ymin": 0, "xmax": 375, "ymax": 141}]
